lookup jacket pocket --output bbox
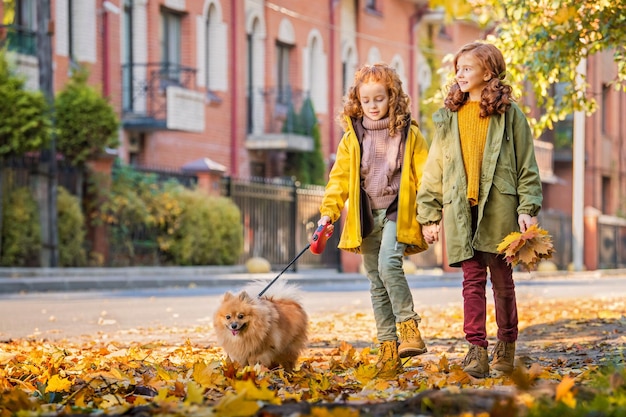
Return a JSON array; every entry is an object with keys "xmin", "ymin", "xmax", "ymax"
[{"xmin": 492, "ymin": 174, "xmax": 517, "ymax": 195}]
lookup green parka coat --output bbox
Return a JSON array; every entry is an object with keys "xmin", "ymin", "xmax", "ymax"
[
  {"xmin": 416, "ymin": 102, "xmax": 543, "ymax": 267},
  {"xmin": 320, "ymin": 116, "xmax": 429, "ymax": 255}
]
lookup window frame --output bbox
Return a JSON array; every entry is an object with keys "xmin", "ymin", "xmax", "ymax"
[{"xmin": 160, "ymin": 8, "xmax": 182, "ymax": 82}]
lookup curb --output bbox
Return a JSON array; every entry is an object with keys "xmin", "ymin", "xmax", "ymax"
[{"xmin": 0, "ymin": 267, "xmax": 624, "ymax": 294}]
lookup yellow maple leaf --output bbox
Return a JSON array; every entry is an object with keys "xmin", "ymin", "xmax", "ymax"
[
  {"xmin": 184, "ymin": 381, "xmax": 204, "ymax": 405},
  {"xmin": 214, "ymin": 391, "xmax": 260, "ymax": 417},
  {"xmin": 556, "ymin": 376, "xmax": 577, "ymax": 408},
  {"xmin": 192, "ymin": 361, "xmax": 223, "ymax": 388},
  {"xmin": 45, "ymin": 374, "xmax": 72, "ymax": 393},
  {"xmin": 497, "ymin": 225, "xmax": 554, "ymax": 270},
  {"xmin": 496, "ymin": 231, "xmax": 522, "ymax": 253},
  {"xmin": 353, "ymin": 363, "xmax": 379, "ymax": 385},
  {"xmin": 234, "ymin": 379, "xmax": 280, "ymax": 404},
  {"xmin": 438, "ymin": 355, "xmax": 450, "ymax": 372}
]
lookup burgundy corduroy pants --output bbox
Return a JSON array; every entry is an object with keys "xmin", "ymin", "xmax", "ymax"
[{"xmin": 461, "ymin": 250, "xmax": 519, "ymax": 348}]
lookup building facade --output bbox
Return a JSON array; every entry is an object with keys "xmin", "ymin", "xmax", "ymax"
[{"xmin": 2, "ymin": 0, "xmax": 625, "ymax": 269}]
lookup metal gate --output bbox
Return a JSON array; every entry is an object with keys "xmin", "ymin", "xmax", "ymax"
[{"xmin": 222, "ymin": 177, "xmax": 340, "ymax": 271}]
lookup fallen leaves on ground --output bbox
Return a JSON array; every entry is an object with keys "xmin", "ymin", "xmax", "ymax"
[{"xmin": 0, "ymin": 296, "xmax": 624, "ymax": 417}]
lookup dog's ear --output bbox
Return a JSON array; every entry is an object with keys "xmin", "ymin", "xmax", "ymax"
[
  {"xmin": 238, "ymin": 291, "xmax": 252, "ymax": 302},
  {"xmin": 223, "ymin": 291, "xmax": 234, "ymax": 300}
]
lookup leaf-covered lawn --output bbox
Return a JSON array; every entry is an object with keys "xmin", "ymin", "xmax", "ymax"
[{"xmin": 0, "ymin": 296, "xmax": 625, "ymax": 416}]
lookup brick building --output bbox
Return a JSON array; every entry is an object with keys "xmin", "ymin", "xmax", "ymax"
[{"xmin": 2, "ymin": 0, "xmax": 625, "ymax": 269}]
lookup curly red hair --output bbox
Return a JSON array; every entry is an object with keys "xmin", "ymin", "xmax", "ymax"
[
  {"xmin": 339, "ymin": 63, "xmax": 410, "ymax": 136},
  {"xmin": 444, "ymin": 42, "xmax": 514, "ymax": 117}
]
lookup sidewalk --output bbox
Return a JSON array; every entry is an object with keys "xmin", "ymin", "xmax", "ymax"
[{"xmin": 0, "ymin": 266, "xmax": 624, "ymax": 294}]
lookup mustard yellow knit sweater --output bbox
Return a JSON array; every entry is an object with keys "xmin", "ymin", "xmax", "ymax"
[{"xmin": 458, "ymin": 101, "xmax": 490, "ymax": 206}]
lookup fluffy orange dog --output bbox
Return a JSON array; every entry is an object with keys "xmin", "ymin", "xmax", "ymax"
[{"xmin": 213, "ymin": 282, "xmax": 308, "ymax": 371}]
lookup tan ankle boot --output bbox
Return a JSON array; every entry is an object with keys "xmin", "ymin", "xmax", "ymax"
[
  {"xmin": 397, "ymin": 318, "xmax": 427, "ymax": 358},
  {"xmin": 462, "ymin": 344, "xmax": 489, "ymax": 378},
  {"xmin": 491, "ymin": 340, "xmax": 516, "ymax": 374},
  {"xmin": 375, "ymin": 340, "xmax": 401, "ymax": 376}
]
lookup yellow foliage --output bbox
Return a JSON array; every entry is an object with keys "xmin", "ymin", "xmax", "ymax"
[
  {"xmin": 184, "ymin": 381, "xmax": 205, "ymax": 405},
  {"xmin": 233, "ymin": 379, "xmax": 280, "ymax": 404},
  {"xmin": 214, "ymin": 390, "xmax": 260, "ymax": 417},
  {"xmin": 353, "ymin": 363, "xmax": 379, "ymax": 385},
  {"xmin": 45, "ymin": 374, "xmax": 72, "ymax": 393},
  {"xmin": 556, "ymin": 376, "xmax": 577, "ymax": 408},
  {"xmin": 497, "ymin": 224, "xmax": 555, "ymax": 270}
]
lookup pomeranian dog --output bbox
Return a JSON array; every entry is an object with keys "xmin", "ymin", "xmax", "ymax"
[{"xmin": 213, "ymin": 281, "xmax": 308, "ymax": 371}]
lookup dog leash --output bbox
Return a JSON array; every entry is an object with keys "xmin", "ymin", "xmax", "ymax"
[{"xmin": 257, "ymin": 223, "xmax": 334, "ymax": 297}]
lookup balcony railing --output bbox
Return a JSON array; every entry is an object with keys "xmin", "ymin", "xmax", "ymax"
[
  {"xmin": 245, "ymin": 86, "xmax": 314, "ymax": 152},
  {"xmin": 0, "ymin": 24, "xmax": 37, "ymax": 56},
  {"xmin": 122, "ymin": 62, "xmax": 197, "ymax": 128}
]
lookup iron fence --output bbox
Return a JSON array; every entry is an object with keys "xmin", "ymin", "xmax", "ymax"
[
  {"xmin": 597, "ymin": 216, "xmax": 626, "ymax": 269},
  {"xmin": 1, "ymin": 155, "xmax": 82, "ymax": 195},
  {"xmin": 8, "ymin": 155, "xmax": 626, "ymax": 272},
  {"xmin": 221, "ymin": 176, "xmax": 340, "ymax": 271},
  {"xmin": 538, "ymin": 209, "xmax": 572, "ymax": 270}
]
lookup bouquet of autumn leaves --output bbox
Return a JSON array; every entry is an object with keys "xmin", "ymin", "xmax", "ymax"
[{"xmin": 497, "ymin": 224, "xmax": 555, "ymax": 271}]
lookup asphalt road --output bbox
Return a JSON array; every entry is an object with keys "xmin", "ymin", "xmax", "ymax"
[{"xmin": 1, "ymin": 274, "xmax": 625, "ymax": 342}]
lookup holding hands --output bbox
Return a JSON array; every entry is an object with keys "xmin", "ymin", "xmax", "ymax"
[{"xmin": 422, "ymin": 223, "xmax": 440, "ymax": 244}]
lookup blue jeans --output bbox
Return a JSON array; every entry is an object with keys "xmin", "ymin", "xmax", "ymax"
[{"xmin": 361, "ymin": 209, "xmax": 420, "ymax": 342}]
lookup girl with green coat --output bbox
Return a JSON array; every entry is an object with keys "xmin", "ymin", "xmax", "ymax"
[{"xmin": 417, "ymin": 42, "xmax": 543, "ymax": 378}]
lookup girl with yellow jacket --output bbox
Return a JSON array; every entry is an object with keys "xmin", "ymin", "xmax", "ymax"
[{"xmin": 318, "ymin": 63, "xmax": 429, "ymax": 374}]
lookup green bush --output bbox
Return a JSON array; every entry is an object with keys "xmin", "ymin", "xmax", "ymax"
[
  {"xmin": 96, "ymin": 165, "xmax": 161, "ymax": 266},
  {"xmin": 160, "ymin": 189, "xmax": 243, "ymax": 265},
  {"xmin": 55, "ymin": 66, "xmax": 119, "ymax": 166},
  {"xmin": 98, "ymin": 164, "xmax": 242, "ymax": 266},
  {"xmin": 0, "ymin": 187, "xmax": 41, "ymax": 266},
  {"xmin": 0, "ymin": 50, "xmax": 51, "ymax": 157},
  {"xmin": 283, "ymin": 97, "xmax": 326, "ymax": 185},
  {"xmin": 57, "ymin": 186, "xmax": 87, "ymax": 267}
]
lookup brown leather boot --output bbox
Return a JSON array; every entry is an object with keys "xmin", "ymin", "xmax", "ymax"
[
  {"xmin": 491, "ymin": 340, "xmax": 516, "ymax": 374},
  {"xmin": 462, "ymin": 344, "xmax": 489, "ymax": 378},
  {"xmin": 397, "ymin": 318, "xmax": 427, "ymax": 358},
  {"xmin": 375, "ymin": 340, "xmax": 401, "ymax": 376}
]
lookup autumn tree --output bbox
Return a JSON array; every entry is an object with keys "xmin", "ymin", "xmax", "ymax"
[{"xmin": 428, "ymin": 0, "xmax": 626, "ymax": 136}]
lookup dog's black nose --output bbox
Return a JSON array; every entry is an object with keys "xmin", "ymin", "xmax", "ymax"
[{"xmin": 229, "ymin": 323, "xmax": 238, "ymax": 329}]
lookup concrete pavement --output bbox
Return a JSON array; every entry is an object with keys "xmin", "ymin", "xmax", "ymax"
[{"xmin": 1, "ymin": 265, "xmax": 626, "ymax": 294}]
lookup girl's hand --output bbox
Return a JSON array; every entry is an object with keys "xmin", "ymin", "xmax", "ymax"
[
  {"xmin": 518, "ymin": 214, "xmax": 538, "ymax": 232},
  {"xmin": 422, "ymin": 223, "xmax": 440, "ymax": 244},
  {"xmin": 318, "ymin": 215, "xmax": 331, "ymax": 227}
]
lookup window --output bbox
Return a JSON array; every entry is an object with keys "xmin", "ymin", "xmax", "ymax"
[
  {"xmin": 602, "ymin": 83, "xmax": 610, "ymax": 135},
  {"xmin": 602, "ymin": 176, "xmax": 611, "ymax": 214},
  {"xmin": 160, "ymin": 9, "xmax": 181, "ymax": 81},
  {"xmin": 246, "ymin": 16, "xmax": 264, "ymax": 136},
  {"xmin": 2, "ymin": 0, "xmax": 37, "ymax": 55},
  {"xmin": 122, "ymin": 0, "xmax": 133, "ymax": 111},
  {"xmin": 246, "ymin": 32, "xmax": 253, "ymax": 133},
  {"xmin": 204, "ymin": 4, "xmax": 215, "ymax": 89},
  {"xmin": 551, "ymin": 82, "xmax": 573, "ymax": 149},
  {"xmin": 276, "ymin": 41, "xmax": 292, "ymax": 104},
  {"xmin": 200, "ymin": 1, "xmax": 227, "ymax": 95}
]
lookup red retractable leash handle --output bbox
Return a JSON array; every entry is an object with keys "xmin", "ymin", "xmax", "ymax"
[{"xmin": 310, "ymin": 223, "xmax": 334, "ymax": 255}]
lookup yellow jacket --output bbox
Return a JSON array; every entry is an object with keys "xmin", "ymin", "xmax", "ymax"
[{"xmin": 320, "ymin": 116, "xmax": 429, "ymax": 255}]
